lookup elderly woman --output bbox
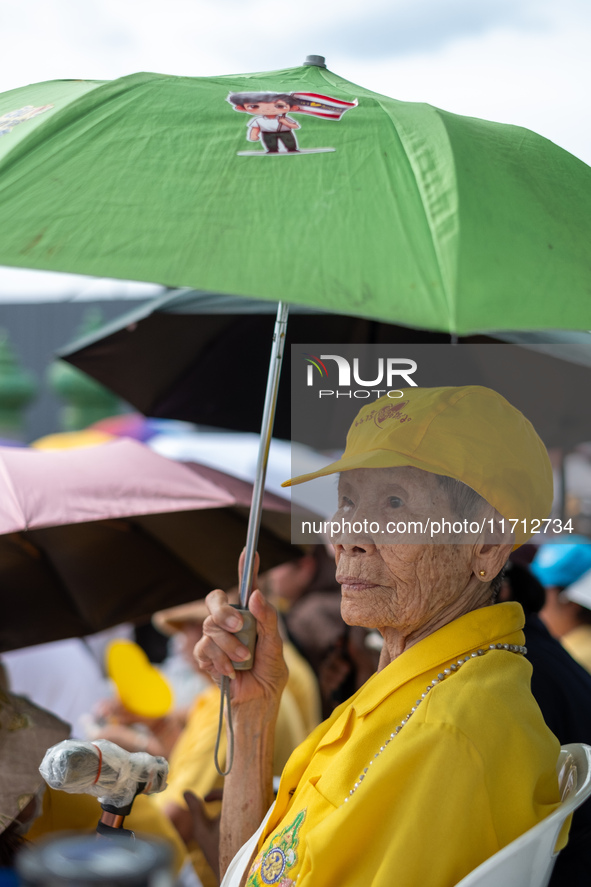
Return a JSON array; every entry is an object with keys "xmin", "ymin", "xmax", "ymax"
[{"xmin": 196, "ymin": 386, "xmax": 565, "ymax": 887}]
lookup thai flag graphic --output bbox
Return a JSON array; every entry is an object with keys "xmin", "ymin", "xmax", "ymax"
[{"xmin": 290, "ymin": 93, "xmax": 358, "ymax": 120}]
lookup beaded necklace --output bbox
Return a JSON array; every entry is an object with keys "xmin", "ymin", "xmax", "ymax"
[{"xmin": 342, "ymin": 642, "xmax": 527, "ymax": 805}]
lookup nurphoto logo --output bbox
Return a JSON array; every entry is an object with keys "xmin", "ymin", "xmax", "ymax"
[{"xmin": 303, "ymin": 352, "xmax": 418, "ymax": 399}]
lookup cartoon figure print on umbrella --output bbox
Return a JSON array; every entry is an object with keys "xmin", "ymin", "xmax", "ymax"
[
  {"xmin": 0, "ymin": 104, "xmax": 53, "ymax": 137},
  {"xmin": 228, "ymin": 90, "xmax": 357, "ymax": 156}
]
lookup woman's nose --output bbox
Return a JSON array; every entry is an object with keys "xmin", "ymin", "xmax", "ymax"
[
  {"xmin": 336, "ymin": 539, "xmax": 377, "ymax": 556},
  {"xmin": 330, "ymin": 506, "xmax": 378, "ymax": 548}
]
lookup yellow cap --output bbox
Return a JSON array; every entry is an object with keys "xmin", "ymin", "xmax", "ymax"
[
  {"xmin": 283, "ymin": 386, "xmax": 553, "ymax": 545},
  {"xmin": 107, "ymin": 640, "xmax": 173, "ymax": 718}
]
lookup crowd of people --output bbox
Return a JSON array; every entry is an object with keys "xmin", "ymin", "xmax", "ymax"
[
  {"xmin": 0, "ymin": 540, "xmax": 376, "ymax": 884},
  {"xmin": 2, "ymin": 386, "xmax": 591, "ymax": 887}
]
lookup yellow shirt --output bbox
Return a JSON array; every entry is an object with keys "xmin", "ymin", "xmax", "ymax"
[
  {"xmin": 153, "ymin": 680, "xmax": 310, "ymax": 887},
  {"xmin": 246, "ymin": 602, "xmax": 563, "ymax": 887},
  {"xmin": 28, "ymin": 786, "xmax": 186, "ymax": 875}
]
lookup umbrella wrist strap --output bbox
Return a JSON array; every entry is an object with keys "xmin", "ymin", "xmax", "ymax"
[{"xmin": 215, "ymin": 676, "xmax": 234, "ymax": 777}]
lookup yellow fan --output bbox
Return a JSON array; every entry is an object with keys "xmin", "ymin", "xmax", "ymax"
[{"xmin": 107, "ymin": 640, "xmax": 173, "ymax": 718}]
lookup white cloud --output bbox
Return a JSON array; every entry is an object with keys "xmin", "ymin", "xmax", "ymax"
[
  {"xmin": 0, "ymin": 0, "xmax": 589, "ymax": 161},
  {"xmin": 337, "ymin": 16, "xmax": 590, "ymax": 161}
]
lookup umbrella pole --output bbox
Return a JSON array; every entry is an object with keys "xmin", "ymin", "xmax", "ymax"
[
  {"xmin": 239, "ymin": 301, "xmax": 290, "ymax": 608},
  {"xmin": 216, "ymin": 302, "xmax": 290, "ymax": 776}
]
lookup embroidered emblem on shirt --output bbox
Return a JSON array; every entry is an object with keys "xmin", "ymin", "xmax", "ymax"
[
  {"xmin": 261, "ymin": 848, "xmax": 286, "ymax": 883},
  {"xmin": 247, "ymin": 808, "xmax": 307, "ymax": 886}
]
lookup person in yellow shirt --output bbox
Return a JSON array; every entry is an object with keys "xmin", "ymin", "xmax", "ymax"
[
  {"xmin": 195, "ymin": 387, "xmax": 566, "ymax": 887},
  {"xmin": 150, "ymin": 597, "xmax": 320, "ymax": 886},
  {"xmin": 152, "ymin": 679, "xmax": 307, "ymax": 886},
  {"xmin": 27, "ymin": 786, "xmax": 187, "ymax": 876}
]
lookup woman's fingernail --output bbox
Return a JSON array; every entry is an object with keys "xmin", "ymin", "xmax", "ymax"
[
  {"xmin": 234, "ymin": 647, "xmax": 250, "ymax": 661},
  {"xmin": 225, "ymin": 615, "xmax": 241, "ymax": 630}
]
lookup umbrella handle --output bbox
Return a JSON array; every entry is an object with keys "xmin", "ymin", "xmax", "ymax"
[
  {"xmin": 230, "ymin": 608, "xmax": 257, "ymax": 670},
  {"xmin": 239, "ymin": 301, "xmax": 290, "ymax": 609},
  {"xmin": 215, "ymin": 609, "xmax": 257, "ymax": 775}
]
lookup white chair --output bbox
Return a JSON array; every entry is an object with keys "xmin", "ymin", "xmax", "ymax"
[{"xmin": 454, "ymin": 743, "xmax": 591, "ymax": 887}]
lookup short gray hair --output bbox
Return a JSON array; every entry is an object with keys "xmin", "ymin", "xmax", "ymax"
[
  {"xmin": 435, "ymin": 474, "xmax": 491, "ymax": 522},
  {"xmin": 436, "ymin": 474, "xmax": 506, "ymax": 600}
]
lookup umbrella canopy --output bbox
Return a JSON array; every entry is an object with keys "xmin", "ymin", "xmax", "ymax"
[
  {"xmin": 58, "ymin": 289, "xmax": 453, "ymax": 437},
  {"xmin": 148, "ymin": 430, "xmax": 336, "ymax": 519},
  {"xmin": 0, "ymin": 62, "xmax": 589, "ymax": 333},
  {"xmin": 59, "ymin": 289, "xmax": 591, "ymax": 450},
  {"xmin": 31, "ymin": 415, "xmax": 194, "ymax": 448},
  {"xmin": 0, "ymin": 439, "xmax": 298, "ymax": 652},
  {"xmin": 88, "ymin": 414, "xmax": 193, "ymax": 442}
]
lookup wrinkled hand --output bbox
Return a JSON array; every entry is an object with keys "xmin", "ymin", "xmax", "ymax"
[
  {"xmin": 194, "ymin": 552, "xmax": 288, "ymax": 709},
  {"xmin": 92, "ymin": 696, "xmax": 137, "ymax": 725},
  {"xmin": 85, "ymin": 722, "xmax": 155, "ymax": 754}
]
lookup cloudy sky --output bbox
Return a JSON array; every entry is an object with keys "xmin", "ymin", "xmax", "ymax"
[{"xmin": 2, "ymin": 0, "xmax": 590, "ymax": 165}]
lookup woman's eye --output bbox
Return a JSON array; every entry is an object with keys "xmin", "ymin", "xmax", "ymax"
[
  {"xmin": 388, "ymin": 496, "xmax": 403, "ymax": 508},
  {"xmin": 340, "ymin": 496, "xmax": 354, "ymax": 509}
]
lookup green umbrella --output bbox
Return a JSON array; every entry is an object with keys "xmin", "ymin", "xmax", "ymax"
[
  {"xmin": 0, "ymin": 58, "xmax": 589, "ymax": 333},
  {"xmin": 2, "ymin": 56, "xmax": 591, "ymax": 604}
]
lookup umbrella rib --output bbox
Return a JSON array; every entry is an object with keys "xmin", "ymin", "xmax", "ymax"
[{"xmin": 361, "ymin": 98, "xmax": 459, "ymax": 332}]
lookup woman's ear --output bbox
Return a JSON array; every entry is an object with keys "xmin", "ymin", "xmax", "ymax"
[{"xmin": 472, "ymin": 542, "xmax": 513, "ymax": 582}]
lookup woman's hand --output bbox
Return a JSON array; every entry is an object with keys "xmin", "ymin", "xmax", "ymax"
[
  {"xmin": 92, "ymin": 696, "xmax": 139, "ymax": 726},
  {"xmin": 181, "ymin": 791, "xmax": 221, "ymax": 877},
  {"xmin": 84, "ymin": 722, "xmax": 163, "ymax": 756},
  {"xmin": 194, "ymin": 552, "xmax": 288, "ymax": 709}
]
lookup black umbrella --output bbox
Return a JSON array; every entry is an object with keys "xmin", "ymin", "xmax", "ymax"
[
  {"xmin": 59, "ymin": 290, "xmax": 591, "ymax": 450},
  {"xmin": 57, "ymin": 290, "xmax": 462, "ymax": 436}
]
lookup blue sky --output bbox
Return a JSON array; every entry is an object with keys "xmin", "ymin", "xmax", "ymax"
[{"xmin": 1, "ymin": 0, "xmax": 589, "ymax": 164}]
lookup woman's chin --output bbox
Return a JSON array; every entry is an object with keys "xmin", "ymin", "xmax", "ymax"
[{"xmin": 340, "ymin": 598, "xmax": 378, "ymax": 630}]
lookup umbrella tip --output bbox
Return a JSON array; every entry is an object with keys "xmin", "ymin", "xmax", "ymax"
[{"xmin": 303, "ymin": 55, "xmax": 326, "ymax": 67}]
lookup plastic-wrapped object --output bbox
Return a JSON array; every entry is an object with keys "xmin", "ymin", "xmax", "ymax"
[
  {"xmin": 39, "ymin": 740, "xmax": 168, "ymax": 809},
  {"xmin": 16, "ymin": 833, "xmax": 173, "ymax": 886}
]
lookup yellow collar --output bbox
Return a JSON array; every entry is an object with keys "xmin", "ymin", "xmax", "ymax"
[{"xmin": 351, "ymin": 602, "xmax": 525, "ymax": 717}]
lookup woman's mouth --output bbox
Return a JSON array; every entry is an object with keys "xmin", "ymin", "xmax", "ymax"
[{"xmin": 336, "ymin": 577, "xmax": 378, "ymax": 590}]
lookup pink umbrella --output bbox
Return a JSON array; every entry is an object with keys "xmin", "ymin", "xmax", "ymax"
[{"xmin": 0, "ymin": 439, "xmax": 296, "ymax": 652}]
